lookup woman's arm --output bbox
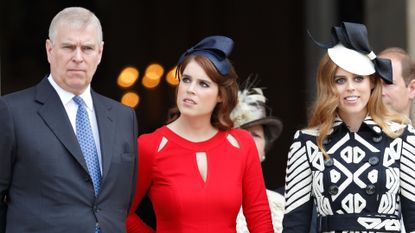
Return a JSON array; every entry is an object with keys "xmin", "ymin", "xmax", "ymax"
[
  {"xmin": 126, "ymin": 135, "xmax": 157, "ymax": 233},
  {"xmin": 240, "ymin": 131, "xmax": 274, "ymax": 233},
  {"xmin": 399, "ymin": 125, "xmax": 415, "ymax": 233},
  {"xmin": 283, "ymin": 130, "xmax": 314, "ymax": 233}
]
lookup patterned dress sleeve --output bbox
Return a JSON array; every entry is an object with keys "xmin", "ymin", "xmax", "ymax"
[
  {"xmin": 399, "ymin": 125, "xmax": 415, "ymax": 233},
  {"xmin": 126, "ymin": 134, "xmax": 158, "ymax": 233},
  {"xmin": 283, "ymin": 130, "xmax": 314, "ymax": 233},
  {"xmin": 238, "ymin": 130, "xmax": 274, "ymax": 233}
]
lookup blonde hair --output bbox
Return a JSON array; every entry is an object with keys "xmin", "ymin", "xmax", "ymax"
[
  {"xmin": 308, "ymin": 53, "xmax": 408, "ymax": 159},
  {"xmin": 49, "ymin": 7, "xmax": 103, "ymax": 43}
]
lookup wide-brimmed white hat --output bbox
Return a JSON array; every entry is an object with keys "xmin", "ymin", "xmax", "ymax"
[
  {"xmin": 328, "ymin": 44, "xmax": 376, "ymax": 76},
  {"xmin": 309, "ymin": 22, "xmax": 392, "ymax": 83}
]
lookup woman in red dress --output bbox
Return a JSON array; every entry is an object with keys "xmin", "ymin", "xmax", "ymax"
[{"xmin": 126, "ymin": 35, "xmax": 273, "ymax": 233}]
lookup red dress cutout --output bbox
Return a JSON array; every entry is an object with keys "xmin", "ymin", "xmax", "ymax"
[{"xmin": 126, "ymin": 126, "xmax": 273, "ymax": 233}]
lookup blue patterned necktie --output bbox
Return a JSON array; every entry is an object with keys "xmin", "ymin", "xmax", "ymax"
[{"xmin": 73, "ymin": 96, "xmax": 102, "ymax": 197}]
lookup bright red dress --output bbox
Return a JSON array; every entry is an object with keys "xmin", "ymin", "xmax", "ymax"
[{"xmin": 126, "ymin": 126, "xmax": 273, "ymax": 233}]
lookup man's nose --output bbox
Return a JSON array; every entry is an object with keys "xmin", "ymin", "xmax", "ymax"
[{"xmin": 72, "ymin": 47, "xmax": 84, "ymax": 62}]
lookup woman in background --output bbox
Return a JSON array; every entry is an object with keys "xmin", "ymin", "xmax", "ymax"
[{"xmin": 230, "ymin": 79, "xmax": 284, "ymax": 233}]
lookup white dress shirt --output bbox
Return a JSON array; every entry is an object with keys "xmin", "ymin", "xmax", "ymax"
[{"xmin": 48, "ymin": 75, "xmax": 103, "ymax": 174}]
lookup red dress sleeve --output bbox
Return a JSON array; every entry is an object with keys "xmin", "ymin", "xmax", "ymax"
[
  {"xmin": 237, "ymin": 129, "xmax": 274, "ymax": 233},
  {"xmin": 126, "ymin": 134, "xmax": 160, "ymax": 233}
]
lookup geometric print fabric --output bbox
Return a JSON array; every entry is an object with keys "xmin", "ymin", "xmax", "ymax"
[
  {"xmin": 283, "ymin": 119, "xmax": 415, "ymax": 232},
  {"xmin": 309, "ymin": 134, "xmax": 399, "ymax": 215}
]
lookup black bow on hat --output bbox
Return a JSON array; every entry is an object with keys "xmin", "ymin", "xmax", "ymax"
[
  {"xmin": 177, "ymin": 35, "xmax": 234, "ymax": 76},
  {"xmin": 309, "ymin": 22, "xmax": 392, "ymax": 84}
]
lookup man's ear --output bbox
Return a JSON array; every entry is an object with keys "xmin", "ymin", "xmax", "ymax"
[
  {"xmin": 45, "ymin": 39, "xmax": 53, "ymax": 63},
  {"xmin": 408, "ymin": 79, "xmax": 415, "ymax": 100},
  {"xmin": 97, "ymin": 41, "xmax": 104, "ymax": 64}
]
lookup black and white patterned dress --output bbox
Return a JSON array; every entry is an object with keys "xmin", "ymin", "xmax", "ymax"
[{"xmin": 283, "ymin": 116, "xmax": 415, "ymax": 233}]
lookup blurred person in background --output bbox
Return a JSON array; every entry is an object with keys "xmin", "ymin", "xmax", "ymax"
[
  {"xmin": 380, "ymin": 47, "xmax": 415, "ymax": 121},
  {"xmin": 230, "ymin": 78, "xmax": 284, "ymax": 233},
  {"xmin": 379, "ymin": 47, "xmax": 415, "ymax": 233}
]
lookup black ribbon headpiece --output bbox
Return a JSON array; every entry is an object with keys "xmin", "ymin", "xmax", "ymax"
[
  {"xmin": 309, "ymin": 22, "xmax": 392, "ymax": 84},
  {"xmin": 177, "ymin": 35, "xmax": 234, "ymax": 76}
]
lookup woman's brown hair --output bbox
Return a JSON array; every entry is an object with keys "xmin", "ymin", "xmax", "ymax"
[{"xmin": 167, "ymin": 55, "xmax": 239, "ymax": 131}]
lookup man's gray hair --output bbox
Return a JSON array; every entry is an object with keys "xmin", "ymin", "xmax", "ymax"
[{"xmin": 48, "ymin": 7, "xmax": 103, "ymax": 43}]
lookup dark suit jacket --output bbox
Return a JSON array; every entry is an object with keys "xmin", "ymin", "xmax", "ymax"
[{"xmin": 0, "ymin": 78, "xmax": 138, "ymax": 233}]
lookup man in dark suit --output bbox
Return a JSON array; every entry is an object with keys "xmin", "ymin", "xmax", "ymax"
[{"xmin": 0, "ymin": 7, "xmax": 138, "ymax": 233}]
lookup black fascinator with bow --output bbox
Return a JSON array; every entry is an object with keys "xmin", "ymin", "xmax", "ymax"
[
  {"xmin": 177, "ymin": 35, "xmax": 234, "ymax": 76},
  {"xmin": 309, "ymin": 22, "xmax": 392, "ymax": 84}
]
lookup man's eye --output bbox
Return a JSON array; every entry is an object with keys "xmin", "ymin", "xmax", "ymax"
[
  {"xmin": 83, "ymin": 46, "xmax": 94, "ymax": 51},
  {"xmin": 63, "ymin": 45, "xmax": 74, "ymax": 50}
]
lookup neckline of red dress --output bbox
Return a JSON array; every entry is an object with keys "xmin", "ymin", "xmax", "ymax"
[{"xmin": 158, "ymin": 125, "xmax": 228, "ymax": 151}]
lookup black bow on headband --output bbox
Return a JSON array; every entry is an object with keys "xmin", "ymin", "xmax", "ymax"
[
  {"xmin": 309, "ymin": 22, "xmax": 393, "ymax": 84},
  {"xmin": 177, "ymin": 35, "xmax": 234, "ymax": 76}
]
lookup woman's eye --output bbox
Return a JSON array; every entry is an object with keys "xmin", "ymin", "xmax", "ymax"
[
  {"xmin": 182, "ymin": 77, "xmax": 191, "ymax": 83},
  {"xmin": 250, "ymin": 132, "xmax": 260, "ymax": 138},
  {"xmin": 200, "ymin": 81, "xmax": 209, "ymax": 88},
  {"xmin": 335, "ymin": 78, "xmax": 345, "ymax": 84},
  {"xmin": 355, "ymin": 76, "xmax": 364, "ymax": 82}
]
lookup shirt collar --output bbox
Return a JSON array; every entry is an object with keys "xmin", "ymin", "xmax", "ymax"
[{"xmin": 47, "ymin": 75, "xmax": 94, "ymax": 111}]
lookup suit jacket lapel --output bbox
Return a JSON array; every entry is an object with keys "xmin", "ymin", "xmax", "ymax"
[
  {"xmin": 92, "ymin": 92, "xmax": 115, "ymax": 181},
  {"xmin": 36, "ymin": 78, "xmax": 89, "ymax": 173}
]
